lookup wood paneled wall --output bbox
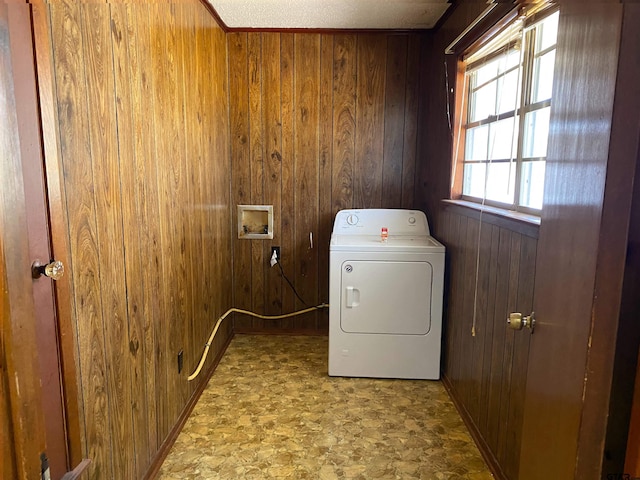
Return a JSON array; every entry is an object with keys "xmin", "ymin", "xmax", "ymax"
[
  {"xmin": 44, "ymin": 1, "xmax": 231, "ymax": 478},
  {"xmin": 439, "ymin": 205, "xmax": 538, "ymax": 480},
  {"xmin": 415, "ymin": 3, "xmax": 487, "ymax": 235},
  {"xmin": 417, "ymin": 4, "xmax": 541, "ymax": 478},
  {"xmin": 425, "ymin": 2, "xmax": 640, "ymax": 478},
  {"xmin": 228, "ymin": 32, "xmax": 425, "ymax": 332}
]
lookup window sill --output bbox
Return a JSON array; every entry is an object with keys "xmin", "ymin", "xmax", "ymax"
[{"xmin": 441, "ymin": 199, "xmax": 540, "ymax": 238}]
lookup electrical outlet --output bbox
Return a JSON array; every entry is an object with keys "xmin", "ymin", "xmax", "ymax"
[
  {"xmin": 270, "ymin": 246, "xmax": 280, "ymax": 263},
  {"xmin": 178, "ymin": 350, "xmax": 183, "ymax": 374}
]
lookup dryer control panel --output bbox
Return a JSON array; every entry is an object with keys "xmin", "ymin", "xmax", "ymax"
[{"xmin": 332, "ymin": 209, "xmax": 430, "ymax": 236}]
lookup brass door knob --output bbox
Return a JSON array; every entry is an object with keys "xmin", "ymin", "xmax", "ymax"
[
  {"xmin": 507, "ymin": 312, "xmax": 535, "ymax": 333},
  {"xmin": 32, "ymin": 260, "xmax": 65, "ymax": 280}
]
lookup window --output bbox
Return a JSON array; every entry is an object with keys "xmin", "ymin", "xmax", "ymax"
[{"xmin": 457, "ymin": 9, "xmax": 559, "ymax": 213}]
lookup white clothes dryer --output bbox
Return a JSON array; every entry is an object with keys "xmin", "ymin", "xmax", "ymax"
[{"xmin": 328, "ymin": 209, "xmax": 445, "ymax": 379}]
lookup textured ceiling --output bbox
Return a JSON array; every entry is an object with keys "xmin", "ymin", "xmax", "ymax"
[{"xmin": 207, "ymin": 0, "xmax": 451, "ymax": 30}]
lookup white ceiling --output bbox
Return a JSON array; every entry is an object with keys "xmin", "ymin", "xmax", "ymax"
[{"xmin": 207, "ymin": 0, "xmax": 451, "ymax": 30}]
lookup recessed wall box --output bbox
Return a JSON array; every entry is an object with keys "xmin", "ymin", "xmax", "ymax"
[{"xmin": 237, "ymin": 205, "xmax": 274, "ymax": 239}]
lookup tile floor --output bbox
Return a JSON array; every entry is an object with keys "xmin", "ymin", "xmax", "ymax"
[{"xmin": 158, "ymin": 335, "xmax": 492, "ymax": 479}]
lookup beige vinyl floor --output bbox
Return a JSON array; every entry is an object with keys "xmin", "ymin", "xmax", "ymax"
[{"xmin": 158, "ymin": 335, "xmax": 493, "ymax": 479}]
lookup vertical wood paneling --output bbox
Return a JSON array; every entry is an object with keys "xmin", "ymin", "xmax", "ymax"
[
  {"xmin": 382, "ymin": 35, "xmax": 407, "ymax": 209},
  {"xmin": 134, "ymin": 5, "xmax": 160, "ymax": 456},
  {"xmin": 355, "ymin": 35, "xmax": 386, "ymax": 209},
  {"xmin": 318, "ymin": 34, "xmax": 333, "ymax": 315},
  {"xmin": 211, "ymin": 7, "xmax": 233, "ymax": 353},
  {"xmin": 180, "ymin": 4, "xmax": 201, "ymax": 401},
  {"xmin": 455, "ymin": 216, "xmax": 475, "ymax": 399},
  {"xmin": 110, "ymin": 4, "xmax": 147, "ymax": 475},
  {"xmin": 167, "ymin": 5, "xmax": 190, "ymax": 428},
  {"xmin": 440, "ymin": 206, "xmax": 538, "ymax": 479},
  {"xmin": 503, "ymin": 235, "xmax": 535, "ymax": 479},
  {"xmin": 81, "ymin": 4, "xmax": 134, "ymax": 475},
  {"xmin": 229, "ymin": 31, "xmax": 252, "ymax": 326},
  {"xmin": 486, "ymin": 228, "xmax": 512, "ymax": 454},
  {"xmin": 279, "ymin": 33, "xmax": 296, "ymax": 325},
  {"xmin": 151, "ymin": 2, "xmax": 173, "ymax": 443},
  {"xmin": 196, "ymin": 5, "xmax": 211, "ymax": 374},
  {"xmin": 191, "ymin": 5, "xmax": 204, "ymax": 379},
  {"xmin": 443, "ymin": 212, "xmax": 459, "ymax": 376},
  {"xmin": 50, "ymin": 1, "xmax": 112, "ymax": 476},
  {"xmin": 479, "ymin": 225, "xmax": 501, "ymax": 435},
  {"xmin": 331, "ymin": 34, "xmax": 356, "ymax": 216},
  {"xmin": 462, "ymin": 219, "xmax": 481, "ymax": 404},
  {"xmin": 262, "ymin": 32, "xmax": 282, "ymax": 316},
  {"xmin": 203, "ymin": 2, "xmax": 226, "ymax": 350},
  {"xmin": 293, "ymin": 34, "xmax": 320, "ymax": 322},
  {"xmin": 467, "ymin": 222, "xmax": 493, "ymax": 424},
  {"xmin": 401, "ymin": 36, "xmax": 420, "ymax": 209},
  {"xmin": 208, "ymin": 4, "xmax": 234, "ymax": 375},
  {"xmin": 248, "ymin": 32, "xmax": 265, "ymax": 326},
  {"xmin": 175, "ymin": 3, "xmax": 192, "ymax": 412},
  {"xmin": 229, "ymin": 32, "xmax": 424, "ymax": 333},
  {"xmin": 202, "ymin": 3, "xmax": 232, "ymax": 362},
  {"xmin": 422, "ymin": 2, "xmax": 636, "ymax": 477},
  {"xmin": 46, "ymin": 1, "xmax": 232, "ymax": 477},
  {"xmin": 448, "ymin": 214, "xmax": 468, "ymax": 387},
  {"xmin": 415, "ymin": 2, "xmax": 487, "ymax": 235},
  {"xmin": 496, "ymin": 234, "xmax": 521, "ymax": 467}
]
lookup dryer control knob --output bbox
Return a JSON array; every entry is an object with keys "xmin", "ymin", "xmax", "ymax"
[
  {"xmin": 346, "ymin": 214, "xmax": 359, "ymax": 225},
  {"xmin": 408, "ymin": 216, "xmax": 416, "ymax": 224}
]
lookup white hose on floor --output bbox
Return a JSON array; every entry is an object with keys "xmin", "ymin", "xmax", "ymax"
[{"xmin": 187, "ymin": 304, "xmax": 330, "ymax": 381}]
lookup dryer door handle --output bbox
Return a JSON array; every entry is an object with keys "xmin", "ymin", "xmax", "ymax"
[{"xmin": 346, "ymin": 286, "xmax": 360, "ymax": 308}]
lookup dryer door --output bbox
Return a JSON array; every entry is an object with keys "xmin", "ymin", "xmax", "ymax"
[{"xmin": 340, "ymin": 260, "xmax": 432, "ymax": 335}]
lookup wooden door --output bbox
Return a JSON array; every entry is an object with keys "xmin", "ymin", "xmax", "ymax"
[
  {"xmin": 7, "ymin": 2, "xmax": 68, "ymax": 478},
  {"xmin": 519, "ymin": 3, "xmax": 626, "ymax": 479},
  {"xmin": 1, "ymin": 2, "xmax": 48, "ymax": 478}
]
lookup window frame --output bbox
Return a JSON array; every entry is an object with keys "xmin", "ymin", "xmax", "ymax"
[{"xmin": 451, "ymin": 5, "xmax": 559, "ymax": 216}]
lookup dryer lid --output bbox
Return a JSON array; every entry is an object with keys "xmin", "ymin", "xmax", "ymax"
[{"xmin": 330, "ymin": 234, "xmax": 445, "ymax": 253}]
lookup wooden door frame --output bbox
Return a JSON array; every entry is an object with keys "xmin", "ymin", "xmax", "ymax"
[
  {"xmin": 625, "ymin": 350, "xmax": 640, "ymax": 474},
  {"xmin": 7, "ymin": 2, "xmax": 69, "ymax": 477},
  {"xmin": 27, "ymin": 0, "xmax": 85, "ymax": 468},
  {"xmin": 578, "ymin": 2, "xmax": 640, "ymax": 476},
  {"xmin": 2, "ymin": 0, "xmax": 84, "ymax": 473},
  {"xmin": 620, "ymin": 137, "xmax": 640, "ymax": 475}
]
